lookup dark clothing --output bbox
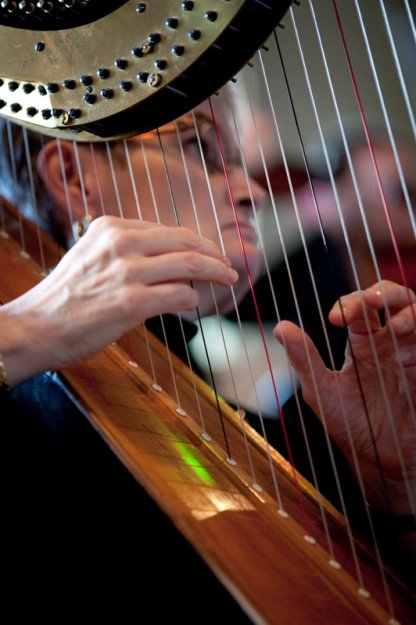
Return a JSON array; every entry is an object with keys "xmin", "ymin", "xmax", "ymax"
[
  {"xmin": 3, "ymin": 375, "xmax": 254, "ymax": 623},
  {"xmin": 2, "ymin": 318, "xmax": 252, "ymax": 623}
]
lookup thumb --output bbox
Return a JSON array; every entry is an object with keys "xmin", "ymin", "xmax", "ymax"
[{"xmin": 273, "ymin": 320, "xmax": 328, "ymax": 399}]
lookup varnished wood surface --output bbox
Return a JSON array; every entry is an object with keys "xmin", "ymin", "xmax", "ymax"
[{"xmin": 0, "ymin": 199, "xmax": 414, "ymax": 624}]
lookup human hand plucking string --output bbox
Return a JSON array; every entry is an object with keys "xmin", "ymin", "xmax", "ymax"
[{"xmin": 274, "ymin": 280, "xmax": 416, "ymax": 516}]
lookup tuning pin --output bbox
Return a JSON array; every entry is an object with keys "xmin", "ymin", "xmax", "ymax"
[
  {"xmin": 18, "ymin": 0, "xmax": 35, "ymax": 12},
  {"xmin": 36, "ymin": 0, "xmax": 53, "ymax": 12},
  {"xmin": 1, "ymin": 0, "xmax": 18, "ymax": 13}
]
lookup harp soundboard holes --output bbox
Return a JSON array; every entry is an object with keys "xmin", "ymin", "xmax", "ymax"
[
  {"xmin": 165, "ymin": 17, "xmax": 178, "ymax": 29},
  {"xmin": 120, "ymin": 81, "xmax": 132, "ymax": 92},
  {"xmin": 226, "ymin": 457, "xmax": 237, "ymax": 467},
  {"xmin": 176, "ymin": 407, "xmax": 186, "ymax": 416},
  {"xmin": 277, "ymin": 508, "xmax": 289, "ymax": 519},
  {"xmin": 128, "ymin": 360, "xmax": 139, "ymax": 368},
  {"xmin": 328, "ymin": 559, "xmax": 341, "ymax": 570},
  {"xmin": 200, "ymin": 431, "xmax": 212, "ymax": 442},
  {"xmin": 97, "ymin": 68, "xmax": 110, "ymax": 79},
  {"xmin": 63, "ymin": 79, "xmax": 76, "ymax": 90},
  {"xmin": 152, "ymin": 383, "xmax": 162, "ymax": 393},
  {"xmin": 252, "ymin": 482, "xmax": 262, "ymax": 493},
  {"xmin": 204, "ymin": 11, "xmax": 217, "ymax": 22},
  {"xmin": 188, "ymin": 29, "xmax": 200, "ymax": 41},
  {"xmin": 357, "ymin": 587, "xmax": 371, "ymax": 599}
]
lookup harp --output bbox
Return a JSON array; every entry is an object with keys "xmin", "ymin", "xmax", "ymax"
[{"xmin": 0, "ymin": 1, "xmax": 415, "ymax": 623}]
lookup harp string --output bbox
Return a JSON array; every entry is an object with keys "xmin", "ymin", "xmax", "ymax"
[
  {"xmin": 186, "ymin": 103, "xmax": 289, "ymax": 511},
  {"xmin": 247, "ymin": 41, "xmax": 370, "ymax": 575},
  {"xmin": 379, "ymin": 0, "xmax": 416, "ymax": 140},
  {"xmin": 333, "ymin": 0, "xmax": 415, "ymax": 310},
  {"xmin": 171, "ymin": 118, "xmax": 261, "ymax": 466},
  {"xmin": 137, "ymin": 139, "xmax": 186, "ymax": 413},
  {"xmin": 403, "ymin": 0, "xmax": 416, "ymax": 44},
  {"xmin": 226, "ymin": 78, "xmax": 342, "ymax": 542},
  {"xmin": 154, "ymin": 126, "xmax": 233, "ymax": 437},
  {"xmin": 6, "ymin": 121, "xmax": 26, "ymax": 255},
  {"xmin": 292, "ymin": 0, "xmax": 416, "ymax": 605},
  {"xmin": 72, "ymin": 141, "xmax": 90, "ymax": 223},
  {"xmin": 121, "ymin": 139, "xmax": 161, "ymax": 387},
  {"xmin": 157, "ymin": 107, "xmax": 284, "ymax": 498},
  {"xmin": 237, "ymin": 0, "xmax": 412, "ymax": 600},
  {"xmin": 222, "ymin": 91, "xmax": 296, "ymax": 494},
  {"xmin": 57, "ymin": 139, "xmax": 75, "ymax": 228},
  {"xmin": 292, "ymin": 0, "xmax": 415, "ymax": 587},
  {"xmin": 307, "ymin": 0, "xmax": 416, "ymax": 464},
  {"xmin": 89, "ymin": 144, "xmax": 106, "ymax": 217},
  {"xmin": 105, "ymin": 142, "xmax": 126, "ymax": 219},
  {"xmin": 287, "ymin": 0, "xmax": 400, "ymax": 568},
  {"xmin": 245, "ymin": 41, "xmax": 367, "ymax": 551},
  {"xmin": 238, "ymin": 59, "xmax": 357, "ymax": 562},
  {"xmin": 331, "ymin": 0, "xmax": 416, "ymax": 514},
  {"xmin": 207, "ymin": 95, "xmax": 314, "ymax": 531}
]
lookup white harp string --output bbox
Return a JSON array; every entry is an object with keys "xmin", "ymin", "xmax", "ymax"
[
  {"xmin": 250, "ymin": 43, "xmax": 366, "ymax": 568},
  {"xmin": 172, "ymin": 119, "xmax": 255, "ymax": 453},
  {"xmin": 288, "ymin": 2, "xmax": 412, "ymax": 609},
  {"xmin": 306, "ymin": 0, "xmax": 415, "ymax": 493},
  {"xmin": 138, "ymin": 138, "xmax": 185, "ymax": 413},
  {"xmin": 379, "ymin": 0, "xmax": 416, "ymax": 141},
  {"xmin": 123, "ymin": 139, "xmax": 160, "ymax": 387}
]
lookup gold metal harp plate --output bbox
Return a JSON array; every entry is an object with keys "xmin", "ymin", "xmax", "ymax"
[{"xmin": 0, "ymin": 0, "xmax": 291, "ymax": 141}]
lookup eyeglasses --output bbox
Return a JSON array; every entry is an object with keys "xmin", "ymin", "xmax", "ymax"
[{"xmin": 131, "ymin": 111, "xmax": 240, "ymax": 174}]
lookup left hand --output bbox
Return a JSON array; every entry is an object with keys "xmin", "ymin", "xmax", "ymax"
[{"xmin": 274, "ymin": 280, "xmax": 416, "ymax": 515}]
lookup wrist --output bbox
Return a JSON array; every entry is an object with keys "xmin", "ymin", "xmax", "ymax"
[{"xmin": 0, "ymin": 301, "xmax": 55, "ymax": 387}]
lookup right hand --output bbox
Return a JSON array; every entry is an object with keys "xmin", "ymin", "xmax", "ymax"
[
  {"xmin": 1, "ymin": 216, "xmax": 238, "ymax": 385},
  {"xmin": 274, "ymin": 280, "xmax": 416, "ymax": 516}
]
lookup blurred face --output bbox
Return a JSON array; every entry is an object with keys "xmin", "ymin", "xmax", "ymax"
[
  {"xmin": 340, "ymin": 141, "xmax": 416, "ymax": 250},
  {"xmin": 300, "ymin": 138, "xmax": 416, "ymax": 285},
  {"xmin": 78, "ymin": 100, "xmax": 266, "ymax": 316}
]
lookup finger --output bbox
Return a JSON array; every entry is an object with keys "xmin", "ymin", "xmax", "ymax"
[
  {"xmin": 96, "ymin": 222, "xmax": 231, "ymax": 267},
  {"xmin": 124, "ymin": 252, "xmax": 239, "ymax": 287},
  {"xmin": 139, "ymin": 283, "xmax": 200, "ymax": 320},
  {"xmin": 87, "ymin": 215, "xmax": 162, "ymax": 232},
  {"xmin": 390, "ymin": 303, "xmax": 416, "ymax": 336},
  {"xmin": 273, "ymin": 320, "xmax": 329, "ymax": 398},
  {"xmin": 363, "ymin": 280, "xmax": 416, "ymax": 314},
  {"xmin": 328, "ymin": 291, "xmax": 381, "ymax": 334},
  {"xmin": 137, "ymin": 227, "xmax": 230, "ymax": 264}
]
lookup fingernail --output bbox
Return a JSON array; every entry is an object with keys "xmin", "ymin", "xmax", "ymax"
[{"xmin": 229, "ymin": 268, "xmax": 239, "ymax": 283}]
